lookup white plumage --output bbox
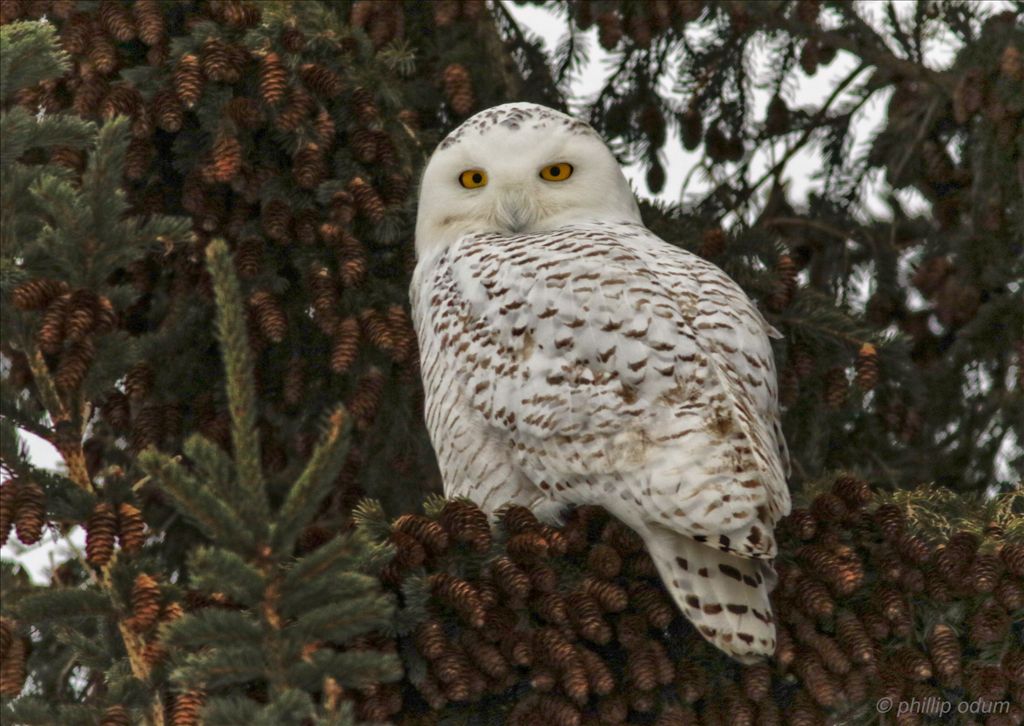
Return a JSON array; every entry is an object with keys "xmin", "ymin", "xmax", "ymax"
[{"xmin": 411, "ymin": 103, "xmax": 791, "ymax": 662}]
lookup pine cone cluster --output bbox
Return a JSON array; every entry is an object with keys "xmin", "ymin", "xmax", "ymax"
[
  {"xmin": 359, "ymin": 477, "xmax": 1024, "ymax": 725},
  {"xmin": 1, "ymin": 0, "xmax": 454, "ymax": 536},
  {"xmin": 84, "ymin": 500, "xmax": 147, "ymax": 565},
  {"xmin": 7, "ymin": 282, "xmax": 118, "ymax": 394}
]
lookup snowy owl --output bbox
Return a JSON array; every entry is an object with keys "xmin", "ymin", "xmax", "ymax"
[{"xmin": 411, "ymin": 102, "xmax": 791, "ymax": 662}]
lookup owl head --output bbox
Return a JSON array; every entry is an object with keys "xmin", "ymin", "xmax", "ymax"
[{"xmin": 415, "ymin": 102, "xmax": 642, "ymax": 256}]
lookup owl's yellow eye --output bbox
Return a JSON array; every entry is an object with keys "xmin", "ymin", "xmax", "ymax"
[
  {"xmin": 459, "ymin": 169, "xmax": 487, "ymax": 188},
  {"xmin": 540, "ymin": 162, "xmax": 573, "ymax": 181}
]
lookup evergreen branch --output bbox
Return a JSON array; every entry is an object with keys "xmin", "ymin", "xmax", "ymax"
[
  {"xmin": 280, "ymin": 533, "xmax": 369, "ymax": 597},
  {"xmin": 278, "ymin": 571, "xmax": 381, "ymax": 621},
  {"xmin": 769, "ymin": 5, "xmax": 951, "ymax": 91},
  {"xmin": 350, "ymin": 498, "xmax": 391, "ymax": 542},
  {"xmin": 197, "ymin": 696, "xmax": 260, "ymax": 725},
  {"xmin": 2, "ymin": 697, "xmax": 65, "ymax": 725},
  {"xmin": 0, "ymin": 416, "xmax": 30, "ymax": 478},
  {"xmin": 0, "ymin": 108, "xmax": 94, "ymax": 163},
  {"xmin": 186, "ymin": 546, "xmax": 266, "ymax": 608},
  {"xmin": 137, "ymin": 449, "xmax": 257, "ymax": 554},
  {"xmin": 703, "ymin": 63, "xmax": 871, "ymax": 216},
  {"xmin": 181, "ymin": 434, "xmax": 238, "ymax": 509},
  {"xmin": 171, "ymin": 645, "xmax": 267, "ymax": 690},
  {"xmin": 270, "ymin": 406, "xmax": 352, "ymax": 557},
  {"xmin": 287, "ymin": 649, "xmax": 403, "ymax": 691},
  {"xmin": 285, "ymin": 594, "xmax": 394, "ymax": 643},
  {"xmin": 251, "ymin": 689, "xmax": 315, "ymax": 726},
  {"xmin": 12, "ymin": 588, "xmax": 113, "ymax": 621},
  {"xmin": 162, "ymin": 609, "xmax": 263, "ymax": 649},
  {"xmin": 0, "ymin": 21, "xmax": 70, "ymax": 103},
  {"xmin": 21, "ymin": 347, "xmax": 94, "ymax": 493},
  {"xmin": 204, "ymin": 238, "xmax": 269, "ymax": 533}
]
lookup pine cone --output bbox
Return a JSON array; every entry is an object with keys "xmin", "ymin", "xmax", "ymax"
[
  {"xmin": 596, "ymin": 11, "xmax": 623, "ymax": 50},
  {"xmin": 439, "ymin": 499, "xmax": 491, "ymax": 552},
  {"xmin": 149, "ymin": 88, "xmax": 184, "ymax": 132},
  {"xmin": 442, "ymin": 63, "xmax": 475, "ymax": 117},
  {"xmin": 116, "ymin": 502, "xmax": 145, "ymax": 554},
  {"xmin": 491, "ymin": 556, "xmax": 531, "ymax": 600},
  {"xmin": 389, "ymin": 529, "xmax": 426, "ymax": 571},
  {"xmin": 330, "ymin": 316, "xmax": 361, "ymax": 374},
  {"xmin": 831, "ymin": 474, "xmax": 872, "ymax": 509},
  {"xmin": 99, "ymin": 705, "xmax": 131, "ymax": 726},
  {"xmin": 873, "ymin": 503, "xmax": 905, "ymax": 540},
  {"xmin": 36, "ymin": 292, "xmax": 71, "ymax": 354},
  {"xmin": 132, "ymin": 0, "xmax": 165, "ymax": 46},
  {"xmin": 86, "ymin": 502, "xmax": 117, "ymax": 566},
  {"xmin": 823, "ymin": 367, "xmax": 848, "ymax": 409},
  {"xmin": 567, "ymin": 591, "xmax": 611, "ymax": 644},
  {"xmin": 338, "ymin": 236, "xmax": 369, "ymax": 287},
  {"xmin": 765, "ymin": 95, "xmax": 791, "ymax": 135},
  {"xmin": 767, "ymin": 254, "xmax": 798, "ymax": 311},
  {"xmin": 98, "ymin": 0, "xmax": 135, "ymax": 41},
  {"xmin": 681, "ymin": 107, "xmax": 703, "ymax": 150},
  {"xmin": 794, "ymin": 577, "xmax": 834, "ymax": 619},
  {"xmin": 128, "ymin": 573, "xmax": 161, "ymax": 632},
  {"xmin": 275, "ymin": 86, "xmax": 314, "ymax": 131},
  {"xmin": 995, "ymin": 576, "xmax": 1024, "ymax": 611},
  {"xmin": 586, "ymin": 543, "xmax": 622, "ymax": 579},
  {"xmin": 810, "ymin": 492, "xmax": 846, "ymax": 522},
  {"xmin": 582, "ymin": 576, "xmax": 629, "ymax": 613},
  {"xmin": 971, "ymin": 553, "xmax": 1002, "ymax": 593},
  {"xmin": 413, "ymin": 618, "xmax": 448, "ymax": 660},
  {"xmin": 249, "ymin": 290, "xmax": 287, "ymax": 343},
  {"xmin": 854, "ymin": 343, "xmax": 879, "ymax": 390},
  {"xmin": 171, "ymin": 690, "xmax": 204, "ymax": 726},
  {"xmin": 300, "ymin": 62, "xmax": 344, "ymax": 98},
  {"xmin": 952, "ymin": 68, "xmax": 985, "ymax": 124},
  {"xmin": 200, "ymin": 38, "xmax": 243, "ymax": 84},
  {"xmin": 697, "ymin": 226, "xmax": 726, "ymax": 259},
  {"xmin": 173, "ymin": 53, "xmax": 203, "ymax": 108},
  {"xmin": 1000, "ymin": 542, "xmax": 1024, "ymax": 578},
  {"xmin": 54, "ymin": 338, "xmax": 96, "ymax": 392},
  {"xmin": 260, "ymin": 198, "xmax": 292, "ymax": 242},
  {"xmin": 835, "ymin": 610, "xmax": 874, "ymax": 665},
  {"xmin": 0, "ymin": 631, "xmax": 27, "ymax": 698},
  {"xmin": 50, "ymin": 145, "xmax": 86, "ymax": 173},
  {"xmin": 124, "ymin": 137, "xmax": 154, "ymax": 180},
  {"xmin": 630, "ymin": 581, "xmax": 675, "ymax": 629},
  {"xmin": 206, "ymin": 132, "xmax": 242, "ymax": 183},
  {"xmin": 348, "ymin": 367, "xmax": 386, "ymax": 431},
  {"xmin": 12, "ymin": 278, "xmax": 69, "ymax": 310},
  {"xmin": 1002, "ymin": 649, "xmax": 1024, "ymax": 685},
  {"xmin": 347, "ymin": 176, "xmax": 385, "ymax": 224},
  {"xmin": 292, "ymin": 144, "xmax": 327, "ymax": 189},
  {"xmin": 793, "ymin": 654, "xmax": 843, "ymax": 708},
  {"xmin": 87, "ymin": 28, "xmax": 119, "ymax": 75},
  {"xmin": 0, "ymin": 481, "xmax": 18, "ymax": 547},
  {"xmin": 430, "ymin": 573, "xmax": 486, "ymax": 628},
  {"xmin": 13, "ymin": 481, "xmax": 44, "ymax": 545},
  {"xmin": 927, "ymin": 622, "xmax": 962, "ymax": 686},
  {"xmin": 258, "ymin": 51, "xmax": 287, "ymax": 105}
]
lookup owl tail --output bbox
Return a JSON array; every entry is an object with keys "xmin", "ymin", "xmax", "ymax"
[{"xmin": 645, "ymin": 528, "xmax": 777, "ymax": 663}]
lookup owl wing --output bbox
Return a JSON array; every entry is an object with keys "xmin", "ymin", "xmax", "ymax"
[{"xmin": 422, "ymin": 222, "xmax": 789, "ymax": 557}]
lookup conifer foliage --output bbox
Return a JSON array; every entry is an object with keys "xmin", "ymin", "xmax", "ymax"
[{"xmin": 0, "ymin": 1, "xmax": 1021, "ymax": 725}]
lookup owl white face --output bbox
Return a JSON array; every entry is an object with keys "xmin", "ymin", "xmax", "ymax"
[{"xmin": 415, "ymin": 103, "xmax": 642, "ymax": 256}]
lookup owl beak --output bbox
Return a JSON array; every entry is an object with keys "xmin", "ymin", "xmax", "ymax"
[{"xmin": 496, "ymin": 184, "xmax": 536, "ymax": 233}]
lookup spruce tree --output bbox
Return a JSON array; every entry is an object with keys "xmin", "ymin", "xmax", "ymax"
[{"xmin": 1, "ymin": 2, "xmax": 1021, "ymax": 725}]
